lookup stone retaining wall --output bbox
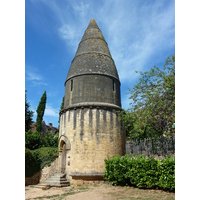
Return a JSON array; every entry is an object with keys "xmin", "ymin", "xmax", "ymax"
[
  {"xmin": 39, "ymin": 157, "xmax": 60, "ymax": 183},
  {"xmin": 25, "ymin": 157, "xmax": 59, "ymax": 186}
]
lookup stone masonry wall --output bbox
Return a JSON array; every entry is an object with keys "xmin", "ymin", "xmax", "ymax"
[
  {"xmin": 25, "ymin": 157, "xmax": 59, "ymax": 185},
  {"xmin": 126, "ymin": 136, "xmax": 175, "ymax": 159},
  {"xmin": 39, "ymin": 157, "xmax": 59, "ymax": 183},
  {"xmin": 64, "ymin": 74, "xmax": 121, "ymax": 108},
  {"xmin": 59, "ymin": 107, "xmax": 126, "ymax": 181}
]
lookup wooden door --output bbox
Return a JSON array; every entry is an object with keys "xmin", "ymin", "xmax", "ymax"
[{"xmin": 61, "ymin": 144, "xmax": 66, "ymax": 174}]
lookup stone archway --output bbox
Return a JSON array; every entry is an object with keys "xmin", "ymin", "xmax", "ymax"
[
  {"xmin": 59, "ymin": 135, "xmax": 71, "ymax": 151},
  {"xmin": 59, "ymin": 135, "xmax": 71, "ymax": 174}
]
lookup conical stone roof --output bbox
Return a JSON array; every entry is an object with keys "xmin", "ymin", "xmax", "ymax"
[{"xmin": 66, "ymin": 19, "xmax": 119, "ymax": 82}]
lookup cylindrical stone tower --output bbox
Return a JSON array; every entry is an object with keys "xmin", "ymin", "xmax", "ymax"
[{"xmin": 59, "ymin": 19, "xmax": 125, "ymax": 182}]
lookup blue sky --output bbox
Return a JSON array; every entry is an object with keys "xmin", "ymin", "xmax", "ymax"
[{"xmin": 25, "ymin": 0, "xmax": 175, "ymax": 128}]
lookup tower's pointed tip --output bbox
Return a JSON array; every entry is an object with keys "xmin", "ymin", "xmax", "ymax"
[
  {"xmin": 87, "ymin": 18, "xmax": 99, "ymax": 30},
  {"xmin": 90, "ymin": 18, "xmax": 96, "ymax": 23}
]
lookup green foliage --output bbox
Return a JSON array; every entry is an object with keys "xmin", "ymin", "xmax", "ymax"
[
  {"xmin": 25, "ymin": 147, "xmax": 58, "ymax": 177},
  {"xmin": 25, "ymin": 130, "xmax": 41, "ymax": 150},
  {"xmin": 34, "ymin": 147, "xmax": 58, "ymax": 169},
  {"xmin": 157, "ymin": 157, "xmax": 175, "ymax": 191},
  {"xmin": 25, "ymin": 90, "xmax": 34, "ymax": 132},
  {"xmin": 25, "ymin": 130, "xmax": 58, "ymax": 149},
  {"xmin": 118, "ymin": 109, "xmax": 139, "ymax": 138},
  {"xmin": 25, "ymin": 148, "xmax": 40, "ymax": 177},
  {"xmin": 104, "ymin": 155, "xmax": 175, "ymax": 192},
  {"xmin": 40, "ymin": 131, "xmax": 58, "ymax": 148},
  {"xmin": 119, "ymin": 54, "xmax": 175, "ymax": 139},
  {"xmin": 58, "ymin": 96, "xmax": 65, "ymax": 124},
  {"xmin": 36, "ymin": 91, "xmax": 47, "ymax": 133}
]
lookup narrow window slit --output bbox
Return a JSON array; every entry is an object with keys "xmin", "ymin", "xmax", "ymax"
[{"xmin": 71, "ymin": 80, "xmax": 73, "ymax": 91}]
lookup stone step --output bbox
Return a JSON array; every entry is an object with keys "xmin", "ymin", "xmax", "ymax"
[
  {"xmin": 49, "ymin": 183, "xmax": 70, "ymax": 187},
  {"xmin": 52, "ymin": 173, "xmax": 66, "ymax": 178},
  {"xmin": 43, "ymin": 177, "xmax": 68, "ymax": 182},
  {"xmin": 39, "ymin": 173, "xmax": 70, "ymax": 187},
  {"xmin": 43, "ymin": 180, "xmax": 69, "ymax": 184},
  {"xmin": 46, "ymin": 177, "xmax": 67, "ymax": 181},
  {"xmin": 34, "ymin": 184, "xmax": 50, "ymax": 190},
  {"xmin": 42, "ymin": 182, "xmax": 70, "ymax": 187},
  {"xmin": 35, "ymin": 181, "xmax": 70, "ymax": 189}
]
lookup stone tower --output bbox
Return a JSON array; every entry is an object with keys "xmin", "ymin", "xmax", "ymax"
[{"xmin": 59, "ymin": 19, "xmax": 125, "ymax": 183}]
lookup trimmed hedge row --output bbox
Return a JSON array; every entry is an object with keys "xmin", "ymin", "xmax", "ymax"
[{"xmin": 104, "ymin": 155, "xmax": 175, "ymax": 192}]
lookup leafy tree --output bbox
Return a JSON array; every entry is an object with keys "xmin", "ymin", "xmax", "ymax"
[
  {"xmin": 41, "ymin": 131, "xmax": 58, "ymax": 147},
  {"xmin": 25, "ymin": 90, "xmax": 34, "ymax": 132},
  {"xmin": 120, "ymin": 54, "xmax": 175, "ymax": 139},
  {"xmin": 25, "ymin": 130, "xmax": 58, "ymax": 149},
  {"xmin": 58, "ymin": 96, "xmax": 64, "ymax": 125},
  {"xmin": 118, "ymin": 109, "xmax": 135, "ymax": 138},
  {"xmin": 36, "ymin": 91, "xmax": 47, "ymax": 133},
  {"xmin": 25, "ymin": 130, "xmax": 41, "ymax": 150}
]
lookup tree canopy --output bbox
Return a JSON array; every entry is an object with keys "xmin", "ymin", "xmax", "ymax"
[
  {"xmin": 36, "ymin": 91, "xmax": 47, "ymax": 133},
  {"xmin": 120, "ymin": 54, "xmax": 175, "ymax": 139},
  {"xmin": 25, "ymin": 90, "xmax": 34, "ymax": 132}
]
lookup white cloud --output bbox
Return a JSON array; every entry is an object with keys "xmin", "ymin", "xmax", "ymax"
[
  {"xmin": 58, "ymin": 24, "xmax": 82, "ymax": 51},
  {"xmin": 44, "ymin": 104, "xmax": 59, "ymax": 117},
  {"xmin": 37, "ymin": 1, "xmax": 90, "ymax": 52},
  {"xmin": 26, "ymin": 67, "xmax": 48, "ymax": 86},
  {"xmin": 72, "ymin": 2, "xmax": 90, "ymax": 19},
  {"xmin": 29, "ymin": 103, "xmax": 58, "ymax": 123},
  {"xmin": 26, "ymin": 71, "xmax": 43, "ymax": 81},
  {"xmin": 97, "ymin": 0, "xmax": 175, "ymax": 83}
]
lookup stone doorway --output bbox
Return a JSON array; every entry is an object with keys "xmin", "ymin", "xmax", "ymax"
[
  {"xmin": 59, "ymin": 136, "xmax": 71, "ymax": 174},
  {"xmin": 61, "ymin": 143, "xmax": 66, "ymax": 174}
]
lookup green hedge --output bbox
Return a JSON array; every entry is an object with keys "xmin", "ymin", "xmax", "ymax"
[
  {"xmin": 104, "ymin": 155, "xmax": 175, "ymax": 192},
  {"xmin": 25, "ymin": 148, "xmax": 40, "ymax": 177},
  {"xmin": 25, "ymin": 147, "xmax": 58, "ymax": 177}
]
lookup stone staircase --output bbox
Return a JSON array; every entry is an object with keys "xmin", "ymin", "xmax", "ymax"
[{"xmin": 35, "ymin": 173, "xmax": 70, "ymax": 189}]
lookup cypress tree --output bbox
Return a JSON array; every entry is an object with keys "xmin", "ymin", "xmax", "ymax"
[{"xmin": 36, "ymin": 91, "xmax": 47, "ymax": 133}]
